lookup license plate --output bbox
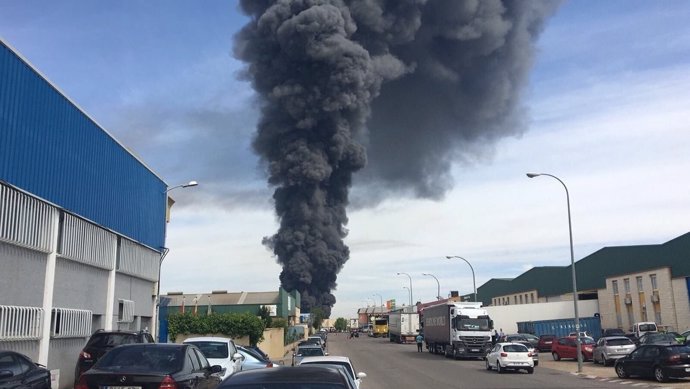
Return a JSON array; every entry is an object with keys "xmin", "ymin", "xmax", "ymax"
[
  {"xmin": 471, "ymin": 349, "xmax": 479, "ymax": 352},
  {"xmin": 101, "ymin": 386, "xmax": 142, "ymax": 389}
]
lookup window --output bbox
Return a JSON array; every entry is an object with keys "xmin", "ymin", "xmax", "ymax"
[
  {"xmin": 624, "ymin": 278, "xmax": 630, "ymax": 293},
  {"xmin": 650, "ymin": 274, "xmax": 658, "ymax": 290},
  {"xmin": 612, "ymin": 280, "xmax": 619, "ymax": 295},
  {"xmin": 636, "ymin": 276, "xmax": 643, "ymax": 291}
]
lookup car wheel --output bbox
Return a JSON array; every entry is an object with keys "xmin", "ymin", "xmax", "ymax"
[
  {"xmin": 497, "ymin": 361, "xmax": 504, "ymax": 374},
  {"xmin": 527, "ymin": 367, "xmax": 534, "ymax": 374},
  {"xmin": 552, "ymin": 352, "xmax": 560, "ymax": 361},
  {"xmin": 615, "ymin": 364, "xmax": 628, "ymax": 378},
  {"xmin": 603, "ymin": 357, "xmax": 609, "ymax": 366},
  {"xmin": 534, "ymin": 361, "xmax": 538, "ymax": 367},
  {"xmin": 654, "ymin": 366, "xmax": 669, "ymax": 383},
  {"xmin": 486, "ymin": 359, "xmax": 492, "ymax": 370}
]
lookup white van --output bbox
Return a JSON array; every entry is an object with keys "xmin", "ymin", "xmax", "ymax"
[{"xmin": 632, "ymin": 322, "xmax": 658, "ymax": 338}]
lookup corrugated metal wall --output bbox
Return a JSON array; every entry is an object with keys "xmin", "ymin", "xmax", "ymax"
[
  {"xmin": 0, "ymin": 242, "xmax": 46, "ymax": 306},
  {"xmin": 114, "ymin": 274, "xmax": 155, "ymax": 316},
  {"xmin": 48, "ymin": 338, "xmax": 85, "ymax": 389},
  {"xmin": 0, "ymin": 340, "xmax": 40, "ymax": 361},
  {"xmin": 53, "ymin": 258, "xmax": 109, "ymax": 313},
  {"xmin": 0, "ymin": 40, "xmax": 167, "ymax": 250}
]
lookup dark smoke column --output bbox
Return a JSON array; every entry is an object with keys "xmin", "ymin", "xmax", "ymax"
[{"xmin": 234, "ymin": 0, "xmax": 399, "ymax": 317}]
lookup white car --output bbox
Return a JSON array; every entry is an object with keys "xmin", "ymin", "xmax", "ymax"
[
  {"xmin": 485, "ymin": 342, "xmax": 534, "ymax": 374},
  {"xmin": 298, "ymin": 356, "xmax": 366, "ymax": 389},
  {"xmin": 184, "ymin": 336, "xmax": 243, "ymax": 379},
  {"xmin": 308, "ymin": 336, "xmax": 326, "ymax": 349}
]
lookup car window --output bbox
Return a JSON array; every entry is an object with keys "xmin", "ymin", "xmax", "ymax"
[
  {"xmin": 186, "ymin": 342, "xmax": 230, "ymax": 359},
  {"xmin": 0, "ymin": 354, "xmax": 22, "ymax": 376},
  {"xmin": 97, "ymin": 346, "xmax": 183, "ymax": 373},
  {"xmin": 630, "ymin": 347, "xmax": 644, "ymax": 359},
  {"xmin": 88, "ymin": 333, "xmax": 138, "ymax": 347},
  {"xmin": 194, "ymin": 349, "xmax": 210, "ymax": 370},
  {"xmin": 187, "ymin": 349, "xmax": 201, "ymax": 371},
  {"xmin": 607, "ymin": 338, "xmax": 633, "ymax": 346},
  {"xmin": 642, "ymin": 347, "xmax": 660, "ymax": 358},
  {"xmin": 503, "ymin": 344, "xmax": 528, "ymax": 352}
]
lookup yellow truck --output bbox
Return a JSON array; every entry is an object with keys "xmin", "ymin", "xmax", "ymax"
[{"xmin": 371, "ymin": 317, "xmax": 389, "ymax": 338}]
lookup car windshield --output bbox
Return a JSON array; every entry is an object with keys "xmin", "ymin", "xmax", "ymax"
[
  {"xmin": 607, "ymin": 338, "xmax": 633, "ymax": 346},
  {"xmin": 186, "ymin": 341, "xmax": 229, "ymax": 359},
  {"xmin": 87, "ymin": 334, "xmax": 138, "ymax": 348},
  {"xmin": 503, "ymin": 344, "xmax": 528, "ymax": 352},
  {"xmin": 456, "ymin": 318, "xmax": 490, "ymax": 331},
  {"xmin": 581, "ymin": 338, "xmax": 595, "ymax": 345},
  {"xmin": 302, "ymin": 362, "xmax": 354, "ymax": 379},
  {"xmin": 639, "ymin": 324, "xmax": 657, "ymax": 331},
  {"xmin": 96, "ymin": 346, "xmax": 182, "ymax": 373},
  {"xmin": 298, "ymin": 348, "xmax": 325, "ymax": 357}
]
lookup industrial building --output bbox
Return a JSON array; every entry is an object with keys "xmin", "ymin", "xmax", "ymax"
[{"xmin": 1, "ymin": 39, "xmax": 168, "ymax": 388}]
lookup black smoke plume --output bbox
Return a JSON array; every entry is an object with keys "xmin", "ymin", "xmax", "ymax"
[{"xmin": 235, "ymin": 0, "xmax": 560, "ymax": 316}]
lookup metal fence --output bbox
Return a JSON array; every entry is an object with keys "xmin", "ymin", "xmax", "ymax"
[
  {"xmin": 0, "ymin": 305, "xmax": 43, "ymax": 341},
  {"xmin": 50, "ymin": 308, "xmax": 92, "ymax": 338}
]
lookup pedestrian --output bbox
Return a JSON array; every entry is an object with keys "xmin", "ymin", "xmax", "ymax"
[
  {"xmin": 498, "ymin": 328, "xmax": 504, "ymax": 340},
  {"xmin": 492, "ymin": 329, "xmax": 498, "ymax": 344},
  {"xmin": 415, "ymin": 333, "xmax": 424, "ymax": 352}
]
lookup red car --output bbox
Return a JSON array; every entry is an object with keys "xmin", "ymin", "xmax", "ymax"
[
  {"xmin": 537, "ymin": 334, "xmax": 556, "ymax": 352},
  {"xmin": 551, "ymin": 336, "xmax": 595, "ymax": 361}
]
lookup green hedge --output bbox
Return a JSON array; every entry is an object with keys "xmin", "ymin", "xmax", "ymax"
[{"xmin": 168, "ymin": 312, "xmax": 265, "ymax": 345}]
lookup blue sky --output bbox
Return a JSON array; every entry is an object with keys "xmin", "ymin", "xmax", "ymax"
[{"xmin": 2, "ymin": 1, "xmax": 689, "ymax": 318}]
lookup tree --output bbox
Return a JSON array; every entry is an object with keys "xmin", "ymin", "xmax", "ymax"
[
  {"xmin": 257, "ymin": 306, "xmax": 272, "ymax": 328},
  {"xmin": 334, "ymin": 317, "xmax": 347, "ymax": 332},
  {"xmin": 310, "ymin": 307, "xmax": 325, "ymax": 330}
]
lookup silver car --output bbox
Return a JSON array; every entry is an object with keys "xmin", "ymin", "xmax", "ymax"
[{"xmin": 592, "ymin": 336, "xmax": 636, "ymax": 365}]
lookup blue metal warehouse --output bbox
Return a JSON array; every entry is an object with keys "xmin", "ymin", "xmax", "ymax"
[{"xmin": 1, "ymin": 38, "xmax": 168, "ymax": 389}]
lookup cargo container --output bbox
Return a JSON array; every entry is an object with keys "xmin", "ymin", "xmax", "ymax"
[
  {"xmin": 388, "ymin": 307, "xmax": 419, "ymax": 343},
  {"xmin": 517, "ymin": 317, "xmax": 602, "ymax": 339}
]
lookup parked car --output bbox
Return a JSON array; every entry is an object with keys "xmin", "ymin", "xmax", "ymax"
[
  {"xmin": 637, "ymin": 332, "xmax": 679, "ymax": 346},
  {"xmin": 292, "ymin": 345, "xmax": 327, "ymax": 366},
  {"xmin": 614, "ymin": 344, "xmax": 690, "ymax": 382},
  {"xmin": 75, "ymin": 343, "xmax": 222, "ymax": 389},
  {"xmin": 537, "ymin": 335, "xmax": 556, "ymax": 352},
  {"xmin": 236, "ymin": 346, "xmax": 274, "ymax": 370},
  {"xmin": 485, "ymin": 342, "xmax": 534, "ymax": 374},
  {"xmin": 519, "ymin": 333, "xmax": 540, "ymax": 349},
  {"xmin": 218, "ymin": 365, "xmax": 357, "ymax": 389},
  {"xmin": 592, "ymin": 336, "xmax": 636, "ymax": 365},
  {"xmin": 74, "ymin": 329, "xmax": 155, "ymax": 380},
  {"xmin": 521, "ymin": 342, "xmax": 539, "ymax": 366},
  {"xmin": 308, "ymin": 336, "xmax": 326, "ymax": 349},
  {"xmin": 298, "ymin": 356, "xmax": 366, "ymax": 389},
  {"xmin": 242, "ymin": 345, "xmax": 270, "ymax": 361},
  {"xmin": 602, "ymin": 328, "xmax": 626, "ymax": 337},
  {"xmin": 568, "ymin": 331, "xmax": 591, "ymax": 338},
  {"xmin": 551, "ymin": 336, "xmax": 595, "ymax": 361},
  {"xmin": 0, "ymin": 351, "xmax": 51, "ymax": 389},
  {"xmin": 184, "ymin": 336, "xmax": 243, "ymax": 379}
]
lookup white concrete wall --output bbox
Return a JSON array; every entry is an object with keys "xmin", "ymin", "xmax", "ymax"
[{"xmin": 485, "ymin": 300, "xmax": 600, "ymax": 334}]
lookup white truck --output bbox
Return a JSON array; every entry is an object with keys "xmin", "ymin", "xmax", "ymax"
[
  {"xmin": 388, "ymin": 307, "xmax": 419, "ymax": 343},
  {"xmin": 421, "ymin": 301, "xmax": 493, "ymax": 359}
]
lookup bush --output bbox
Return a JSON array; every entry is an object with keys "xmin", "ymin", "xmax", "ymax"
[{"xmin": 168, "ymin": 312, "xmax": 265, "ymax": 345}]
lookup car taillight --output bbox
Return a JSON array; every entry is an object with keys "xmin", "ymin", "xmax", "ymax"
[
  {"xmin": 79, "ymin": 351, "xmax": 92, "ymax": 360},
  {"xmin": 667, "ymin": 354, "xmax": 681, "ymax": 364},
  {"xmin": 266, "ymin": 362, "xmax": 274, "ymax": 368},
  {"xmin": 159, "ymin": 376, "xmax": 177, "ymax": 389},
  {"xmin": 500, "ymin": 352, "xmax": 508, "ymax": 357},
  {"xmin": 528, "ymin": 352, "xmax": 533, "ymax": 357},
  {"xmin": 74, "ymin": 375, "xmax": 88, "ymax": 389}
]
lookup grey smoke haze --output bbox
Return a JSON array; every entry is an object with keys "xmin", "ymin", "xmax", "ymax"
[{"xmin": 235, "ymin": 0, "xmax": 560, "ymax": 316}]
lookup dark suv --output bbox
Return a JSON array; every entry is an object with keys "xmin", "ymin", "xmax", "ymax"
[{"xmin": 74, "ymin": 329, "xmax": 154, "ymax": 380}]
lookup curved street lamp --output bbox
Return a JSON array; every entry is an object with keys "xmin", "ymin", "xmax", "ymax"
[
  {"xmin": 422, "ymin": 273, "xmax": 441, "ymax": 300},
  {"xmin": 526, "ymin": 172, "xmax": 582, "ymax": 373},
  {"xmin": 402, "ymin": 286, "xmax": 412, "ymax": 307},
  {"xmin": 397, "ymin": 272, "xmax": 413, "ymax": 306},
  {"xmin": 445, "ymin": 256, "xmax": 476, "ymax": 302},
  {"xmin": 165, "ymin": 180, "xmax": 198, "ymax": 193}
]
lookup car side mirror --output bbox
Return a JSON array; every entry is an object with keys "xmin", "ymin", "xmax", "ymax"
[
  {"xmin": 210, "ymin": 365, "xmax": 223, "ymax": 374},
  {"xmin": 357, "ymin": 372, "xmax": 367, "ymax": 379},
  {"xmin": 0, "ymin": 370, "xmax": 14, "ymax": 379},
  {"xmin": 232, "ymin": 352, "xmax": 243, "ymax": 361}
]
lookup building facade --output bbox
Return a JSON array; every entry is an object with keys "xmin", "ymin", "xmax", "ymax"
[{"xmin": 1, "ymin": 39, "xmax": 167, "ymax": 389}]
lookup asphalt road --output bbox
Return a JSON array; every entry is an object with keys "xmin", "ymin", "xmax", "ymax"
[{"xmin": 324, "ymin": 333, "xmax": 664, "ymax": 389}]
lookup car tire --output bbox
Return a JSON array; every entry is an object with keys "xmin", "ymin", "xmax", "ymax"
[
  {"xmin": 552, "ymin": 352, "xmax": 560, "ymax": 361},
  {"xmin": 527, "ymin": 367, "xmax": 534, "ymax": 374},
  {"xmin": 615, "ymin": 364, "xmax": 628, "ymax": 378},
  {"xmin": 654, "ymin": 366, "xmax": 669, "ymax": 383},
  {"xmin": 534, "ymin": 361, "xmax": 539, "ymax": 367},
  {"xmin": 486, "ymin": 359, "xmax": 492, "ymax": 370},
  {"xmin": 497, "ymin": 361, "xmax": 504, "ymax": 374}
]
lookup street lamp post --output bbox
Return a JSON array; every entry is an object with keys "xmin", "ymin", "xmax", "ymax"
[
  {"xmin": 526, "ymin": 172, "xmax": 582, "ymax": 373},
  {"xmin": 397, "ymin": 272, "xmax": 413, "ymax": 306},
  {"xmin": 445, "ymin": 256, "xmax": 476, "ymax": 302},
  {"xmin": 422, "ymin": 273, "xmax": 441, "ymax": 300},
  {"xmin": 402, "ymin": 286, "xmax": 412, "ymax": 307},
  {"xmin": 155, "ymin": 181, "xmax": 199, "ymax": 341}
]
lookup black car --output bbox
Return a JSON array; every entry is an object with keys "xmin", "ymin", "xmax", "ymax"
[
  {"xmin": 219, "ymin": 365, "xmax": 356, "ymax": 389},
  {"xmin": 615, "ymin": 344, "xmax": 690, "ymax": 382},
  {"xmin": 637, "ymin": 333, "xmax": 679, "ymax": 346},
  {"xmin": 0, "ymin": 351, "xmax": 51, "ymax": 389},
  {"xmin": 75, "ymin": 329, "xmax": 155, "ymax": 380},
  {"xmin": 75, "ymin": 343, "xmax": 222, "ymax": 389},
  {"xmin": 602, "ymin": 328, "xmax": 626, "ymax": 337}
]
